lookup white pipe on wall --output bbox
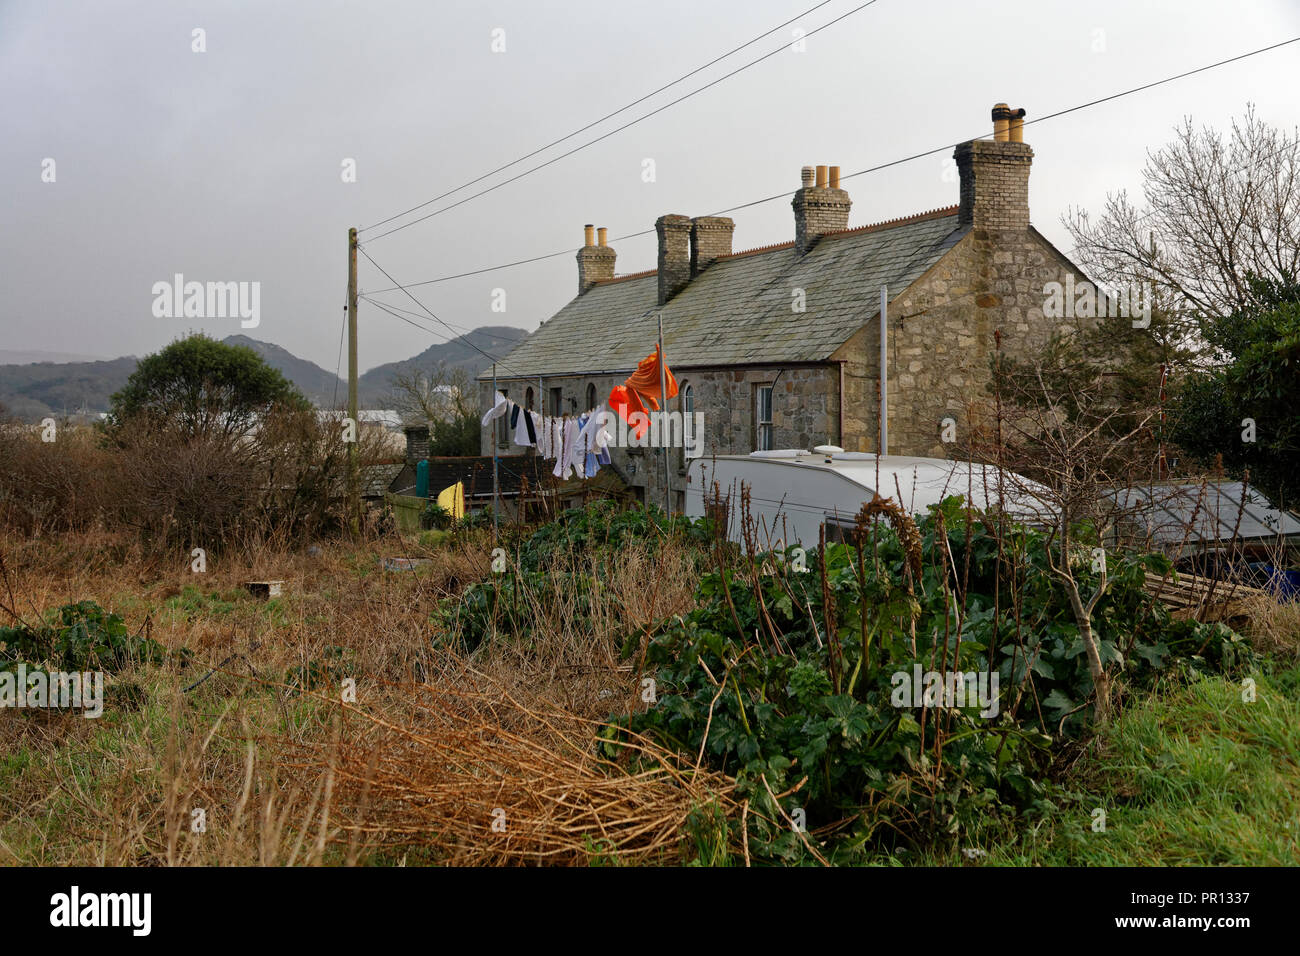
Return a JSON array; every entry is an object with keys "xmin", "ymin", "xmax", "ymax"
[{"xmin": 879, "ymin": 285, "xmax": 888, "ymax": 457}]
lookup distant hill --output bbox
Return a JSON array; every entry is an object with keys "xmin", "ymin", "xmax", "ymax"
[
  {"xmin": 0, "ymin": 356, "xmax": 138, "ymax": 421},
  {"xmin": 357, "ymin": 325, "xmax": 526, "ymax": 404},
  {"xmin": 221, "ymin": 335, "xmax": 345, "ymax": 407},
  {"xmin": 0, "ymin": 327, "xmax": 530, "ymax": 421},
  {"xmin": 0, "ymin": 349, "xmax": 109, "ymax": 364}
]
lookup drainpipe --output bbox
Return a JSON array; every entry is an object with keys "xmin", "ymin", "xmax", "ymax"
[
  {"xmin": 879, "ymin": 285, "xmax": 889, "ymax": 456},
  {"xmin": 837, "ymin": 361, "xmax": 845, "ymax": 448}
]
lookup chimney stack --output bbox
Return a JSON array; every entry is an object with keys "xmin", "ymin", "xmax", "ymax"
[
  {"xmin": 656, "ymin": 214, "xmax": 692, "ymax": 304},
  {"xmin": 404, "ymin": 423, "xmax": 430, "ymax": 467},
  {"xmin": 576, "ymin": 222, "xmax": 616, "ymax": 293},
  {"xmin": 792, "ymin": 163, "xmax": 851, "ymax": 255},
  {"xmin": 690, "ymin": 216, "xmax": 735, "ymax": 276},
  {"xmin": 955, "ymin": 103, "xmax": 1033, "ymax": 232}
]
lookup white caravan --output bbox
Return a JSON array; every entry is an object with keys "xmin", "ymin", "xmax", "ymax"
[{"xmin": 684, "ymin": 447, "xmax": 1052, "ymax": 551}]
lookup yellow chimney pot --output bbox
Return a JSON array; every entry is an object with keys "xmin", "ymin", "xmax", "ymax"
[
  {"xmin": 1009, "ymin": 107, "xmax": 1026, "ymax": 143},
  {"xmin": 992, "ymin": 103, "xmax": 1011, "ymax": 142}
]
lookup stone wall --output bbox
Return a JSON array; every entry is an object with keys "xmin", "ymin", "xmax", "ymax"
[
  {"xmin": 479, "ymin": 363, "xmax": 840, "ymax": 511},
  {"xmin": 834, "ymin": 227, "xmax": 1093, "ymax": 459}
]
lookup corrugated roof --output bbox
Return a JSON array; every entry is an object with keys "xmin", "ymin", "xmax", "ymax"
[
  {"xmin": 480, "ymin": 208, "xmax": 964, "ymax": 380},
  {"xmin": 1109, "ymin": 481, "xmax": 1300, "ymax": 546}
]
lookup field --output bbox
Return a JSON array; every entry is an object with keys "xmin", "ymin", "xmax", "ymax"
[{"xmin": 2, "ymin": 501, "xmax": 1296, "ymax": 867}]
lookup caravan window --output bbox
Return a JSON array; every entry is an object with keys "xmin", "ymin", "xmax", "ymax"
[{"xmin": 823, "ymin": 515, "xmax": 869, "ymax": 545}]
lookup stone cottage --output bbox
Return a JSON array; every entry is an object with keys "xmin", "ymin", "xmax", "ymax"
[{"xmin": 479, "ymin": 104, "xmax": 1093, "ymax": 511}]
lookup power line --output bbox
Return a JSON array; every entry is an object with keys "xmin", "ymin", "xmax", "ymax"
[
  {"xmin": 363, "ymin": 295, "xmax": 528, "ymax": 378},
  {"xmin": 363, "ymin": 33, "xmax": 1300, "ymax": 294},
  {"xmin": 358, "ymin": 0, "xmax": 840, "ymax": 235},
  {"xmin": 356, "ymin": 242, "xmax": 533, "ymax": 380},
  {"xmin": 362, "ymin": 0, "xmax": 884, "ymax": 243},
  {"xmin": 363, "ymin": 286, "xmax": 530, "ymax": 381},
  {"xmin": 359, "ymin": 294, "xmax": 530, "ymax": 343},
  {"xmin": 364, "ymin": 295, "xmax": 451, "ymax": 340},
  {"xmin": 365, "ymin": 296, "xmax": 525, "ymax": 379},
  {"xmin": 331, "ymin": 289, "xmax": 348, "ymax": 409}
]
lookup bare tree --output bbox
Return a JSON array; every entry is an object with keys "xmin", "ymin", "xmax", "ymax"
[
  {"xmin": 969, "ymin": 335, "xmax": 1159, "ymax": 724},
  {"xmin": 386, "ymin": 362, "xmax": 473, "ymax": 427},
  {"xmin": 1064, "ymin": 106, "xmax": 1300, "ymax": 339}
]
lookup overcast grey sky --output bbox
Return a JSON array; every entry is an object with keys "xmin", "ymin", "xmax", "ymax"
[{"xmin": 2, "ymin": 0, "xmax": 1298, "ymax": 374}]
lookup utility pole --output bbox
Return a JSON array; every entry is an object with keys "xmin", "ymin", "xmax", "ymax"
[{"xmin": 347, "ymin": 227, "xmax": 360, "ymax": 537}]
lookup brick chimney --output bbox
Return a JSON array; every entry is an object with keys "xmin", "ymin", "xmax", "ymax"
[
  {"xmin": 656, "ymin": 214, "xmax": 692, "ymax": 304},
  {"xmin": 576, "ymin": 223, "xmax": 616, "ymax": 294},
  {"xmin": 690, "ymin": 216, "xmax": 735, "ymax": 276},
  {"xmin": 955, "ymin": 104, "xmax": 1033, "ymax": 232},
  {"xmin": 404, "ymin": 423, "xmax": 429, "ymax": 466},
  {"xmin": 792, "ymin": 164, "xmax": 851, "ymax": 255}
]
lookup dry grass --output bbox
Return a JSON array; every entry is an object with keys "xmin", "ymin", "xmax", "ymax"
[
  {"xmin": 278, "ymin": 668, "xmax": 739, "ymax": 866},
  {"xmin": 0, "ymin": 520, "xmax": 726, "ymax": 866},
  {"xmin": 1235, "ymin": 592, "xmax": 1300, "ymax": 660}
]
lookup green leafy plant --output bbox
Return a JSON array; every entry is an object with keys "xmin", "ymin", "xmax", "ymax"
[
  {"xmin": 0, "ymin": 600, "xmax": 167, "ymax": 674},
  {"xmin": 609, "ymin": 496, "xmax": 1246, "ymax": 862}
]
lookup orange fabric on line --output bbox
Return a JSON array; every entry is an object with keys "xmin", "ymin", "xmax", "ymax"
[
  {"xmin": 607, "ymin": 384, "xmax": 649, "ymax": 440},
  {"xmin": 623, "ymin": 344, "xmax": 678, "ymax": 412}
]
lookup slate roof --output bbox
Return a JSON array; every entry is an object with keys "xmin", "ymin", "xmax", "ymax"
[
  {"xmin": 360, "ymin": 462, "xmax": 404, "ymax": 499},
  {"xmin": 480, "ymin": 207, "xmax": 965, "ymax": 380}
]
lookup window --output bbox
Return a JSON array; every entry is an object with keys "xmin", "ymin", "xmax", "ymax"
[
  {"xmin": 549, "ymin": 387, "xmax": 563, "ymax": 416},
  {"xmin": 823, "ymin": 516, "xmax": 860, "ymax": 545},
  {"xmin": 525, "ymin": 387, "xmax": 534, "ymax": 411},
  {"xmin": 755, "ymin": 384, "xmax": 774, "ymax": 451},
  {"xmin": 678, "ymin": 382, "xmax": 695, "ymax": 470},
  {"xmin": 586, "ymin": 382, "xmax": 597, "ymax": 411},
  {"xmin": 497, "ymin": 389, "xmax": 510, "ymax": 447}
]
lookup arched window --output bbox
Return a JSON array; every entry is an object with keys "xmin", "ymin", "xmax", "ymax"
[
  {"xmin": 586, "ymin": 382, "xmax": 598, "ymax": 411},
  {"xmin": 679, "ymin": 382, "xmax": 695, "ymax": 468}
]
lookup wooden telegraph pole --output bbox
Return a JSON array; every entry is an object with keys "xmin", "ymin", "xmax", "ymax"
[{"xmin": 347, "ymin": 227, "xmax": 360, "ymax": 536}]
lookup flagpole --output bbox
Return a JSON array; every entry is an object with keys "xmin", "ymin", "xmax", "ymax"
[{"xmin": 657, "ymin": 310, "xmax": 670, "ymax": 515}]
